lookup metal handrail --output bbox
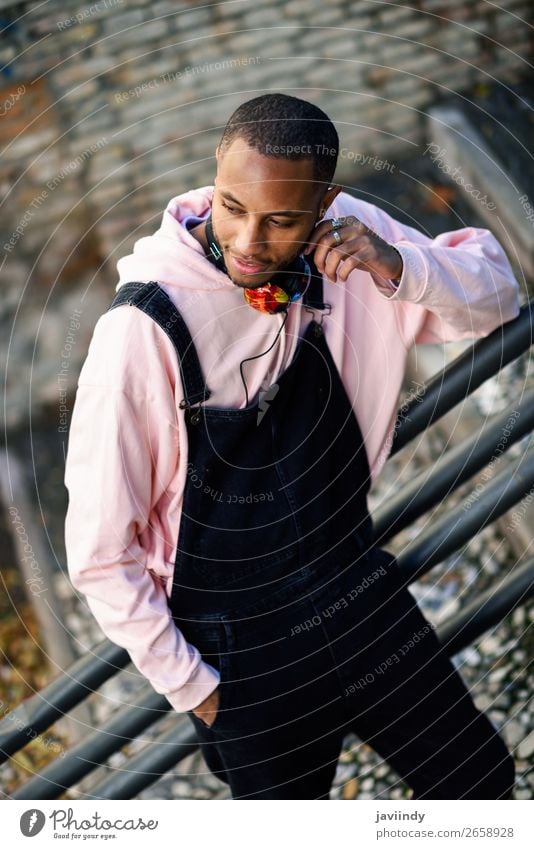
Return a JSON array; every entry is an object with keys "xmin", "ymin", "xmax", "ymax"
[
  {"xmin": 373, "ymin": 387, "xmax": 534, "ymax": 545},
  {"xmin": 397, "ymin": 446, "xmax": 534, "ymax": 581},
  {"xmin": 88, "ymin": 722, "xmax": 199, "ymax": 801},
  {"xmin": 0, "ymin": 640, "xmax": 129, "ymax": 765},
  {"xmin": 436, "ymin": 557, "xmax": 534, "ymax": 656},
  {"xmin": 11, "ymin": 688, "xmax": 171, "ymax": 800}
]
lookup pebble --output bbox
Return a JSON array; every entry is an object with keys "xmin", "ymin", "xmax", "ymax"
[
  {"xmin": 488, "ymin": 664, "xmax": 513, "ymax": 683},
  {"xmin": 512, "ymin": 608, "xmax": 525, "ymax": 627},
  {"xmin": 108, "ymin": 746, "xmax": 129, "ymax": 764},
  {"xmin": 375, "ymin": 764, "xmax": 390, "ymax": 779},
  {"xmin": 459, "ymin": 646, "xmax": 482, "ymax": 666},
  {"xmin": 204, "ymin": 772, "xmax": 227, "ymax": 791},
  {"xmin": 358, "ymin": 746, "xmax": 373, "ymax": 764},
  {"xmin": 334, "ymin": 764, "xmax": 356, "ymax": 785},
  {"xmin": 483, "ymin": 558, "xmax": 501, "ymax": 576},
  {"xmin": 504, "ymin": 720, "xmax": 525, "ymax": 748},
  {"xmin": 377, "ymin": 782, "xmax": 393, "ymax": 798},
  {"xmin": 192, "ymin": 787, "xmax": 215, "ymax": 799},
  {"xmin": 489, "ymin": 691, "xmax": 513, "ymax": 710},
  {"xmin": 474, "ymin": 694, "xmax": 493, "ymax": 712},
  {"xmin": 499, "ymin": 639, "xmax": 519, "ymax": 654},
  {"xmin": 390, "ymin": 787, "xmax": 405, "ymax": 799},
  {"xmin": 517, "ymin": 732, "xmax": 534, "ymax": 760},
  {"xmin": 341, "ymin": 778, "xmax": 359, "ymax": 799},
  {"xmin": 479, "ymin": 636, "xmax": 501, "ymax": 655},
  {"xmin": 489, "ymin": 710, "xmax": 507, "ymax": 726},
  {"xmin": 54, "ymin": 574, "xmax": 75, "ymax": 600},
  {"xmin": 514, "ymin": 789, "xmax": 531, "ymax": 799},
  {"xmin": 469, "ymin": 537, "xmax": 484, "ymax": 557},
  {"xmin": 171, "ymin": 780, "xmax": 192, "ymax": 796}
]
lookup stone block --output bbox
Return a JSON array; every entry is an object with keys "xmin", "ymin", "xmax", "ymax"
[
  {"xmin": 304, "ymin": 8, "xmax": 344, "ymax": 27},
  {"xmin": 243, "ymin": 8, "xmax": 283, "ymax": 30},
  {"xmin": 151, "ymin": 1, "xmax": 183, "ymax": 20},
  {"xmin": 176, "ymin": 7, "xmax": 214, "ymax": 32},
  {"xmin": 3, "ymin": 129, "xmax": 58, "ymax": 162},
  {"xmin": 102, "ymin": 9, "xmax": 146, "ymax": 35}
]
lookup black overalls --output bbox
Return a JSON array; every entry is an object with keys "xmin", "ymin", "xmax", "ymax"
[{"xmin": 109, "ymin": 278, "xmax": 514, "ymax": 801}]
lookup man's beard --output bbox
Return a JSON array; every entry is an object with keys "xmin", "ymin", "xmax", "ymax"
[{"xmin": 211, "ymin": 218, "xmax": 302, "ymax": 289}]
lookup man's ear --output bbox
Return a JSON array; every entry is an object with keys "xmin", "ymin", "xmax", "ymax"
[
  {"xmin": 319, "ymin": 184, "xmax": 342, "ymax": 217},
  {"xmin": 214, "ymin": 145, "xmax": 221, "ymax": 186}
]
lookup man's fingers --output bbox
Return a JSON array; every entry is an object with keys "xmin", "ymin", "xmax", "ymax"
[
  {"xmin": 321, "ymin": 237, "xmax": 356, "ymax": 278},
  {"xmin": 336, "ymin": 250, "xmax": 374, "ymax": 282},
  {"xmin": 303, "ymin": 220, "xmax": 336, "ymax": 255},
  {"xmin": 319, "ymin": 231, "xmax": 372, "ymax": 277},
  {"xmin": 313, "ymin": 231, "xmax": 345, "ymax": 271},
  {"xmin": 305, "ymin": 217, "xmax": 369, "ymax": 269},
  {"xmin": 324, "ymin": 245, "xmax": 373, "ymax": 281},
  {"xmin": 314, "ymin": 228, "xmax": 361, "ymax": 271},
  {"xmin": 324, "ymin": 237, "xmax": 378, "ymax": 281},
  {"xmin": 303, "ymin": 215, "xmax": 363, "ymax": 255},
  {"xmin": 304, "ymin": 214, "xmax": 400, "ymax": 282}
]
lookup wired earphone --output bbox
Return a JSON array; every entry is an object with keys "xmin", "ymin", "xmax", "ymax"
[
  {"xmin": 203, "ymin": 205, "xmax": 327, "ymax": 407},
  {"xmin": 204, "ymin": 213, "xmax": 313, "ymax": 315}
]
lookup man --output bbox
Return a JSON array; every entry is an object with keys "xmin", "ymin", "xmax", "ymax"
[{"xmin": 65, "ymin": 93, "xmax": 519, "ymax": 800}]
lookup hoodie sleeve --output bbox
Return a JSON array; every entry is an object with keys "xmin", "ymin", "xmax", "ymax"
[
  {"xmin": 64, "ymin": 306, "xmax": 220, "ymax": 713},
  {"xmin": 350, "ymin": 199, "xmax": 521, "ymax": 346}
]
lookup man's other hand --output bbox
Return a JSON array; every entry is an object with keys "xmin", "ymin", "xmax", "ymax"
[{"xmin": 192, "ymin": 687, "xmax": 221, "ymax": 727}]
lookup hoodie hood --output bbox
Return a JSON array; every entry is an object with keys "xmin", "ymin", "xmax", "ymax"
[{"xmin": 115, "ymin": 185, "xmax": 231, "ymax": 293}]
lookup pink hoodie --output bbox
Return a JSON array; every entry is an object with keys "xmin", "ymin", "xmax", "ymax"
[{"xmin": 64, "ymin": 186, "xmax": 520, "ymax": 712}]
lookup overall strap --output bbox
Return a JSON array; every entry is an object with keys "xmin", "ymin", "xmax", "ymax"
[
  {"xmin": 107, "ymin": 281, "xmax": 211, "ymax": 407},
  {"xmin": 303, "ymin": 253, "xmax": 326, "ymax": 310}
]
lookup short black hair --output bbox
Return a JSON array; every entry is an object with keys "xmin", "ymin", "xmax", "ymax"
[{"xmin": 218, "ymin": 93, "xmax": 339, "ymax": 185}]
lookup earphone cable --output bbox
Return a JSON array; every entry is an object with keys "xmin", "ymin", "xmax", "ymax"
[{"xmin": 239, "ymin": 310, "xmax": 289, "ymax": 407}]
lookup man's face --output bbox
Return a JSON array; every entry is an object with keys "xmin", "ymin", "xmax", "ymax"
[{"xmin": 212, "ymin": 138, "xmax": 336, "ymax": 288}]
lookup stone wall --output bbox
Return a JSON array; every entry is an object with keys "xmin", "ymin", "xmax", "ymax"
[{"xmin": 0, "ymin": 0, "xmax": 531, "ymax": 428}]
